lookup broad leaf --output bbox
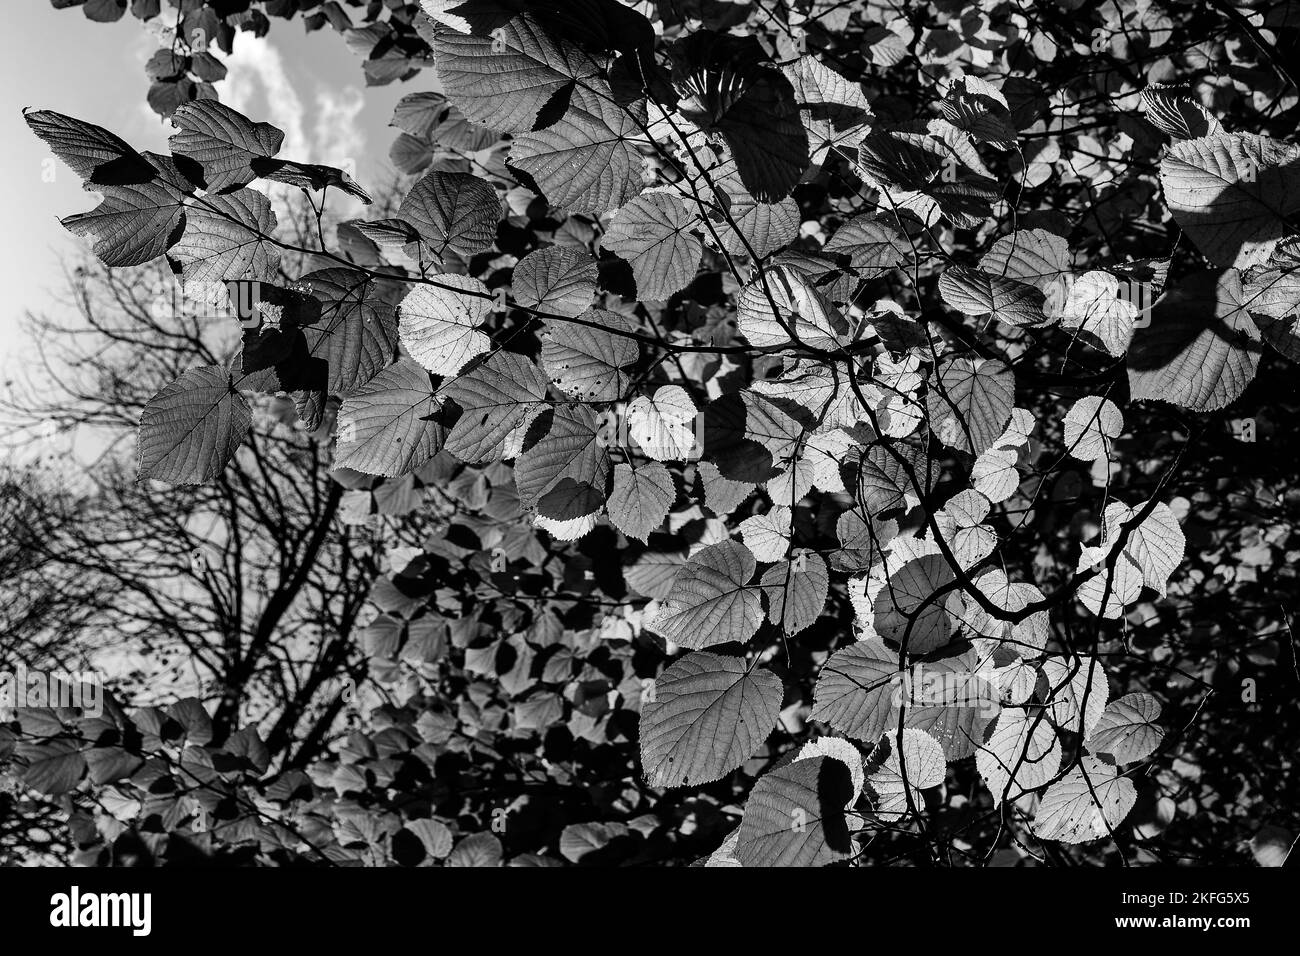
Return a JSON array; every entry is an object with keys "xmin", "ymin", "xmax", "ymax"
[
  {"xmin": 639, "ymin": 651, "xmax": 782, "ymax": 787},
  {"xmin": 398, "ymin": 170, "xmax": 501, "ymax": 260},
  {"xmin": 728, "ymin": 203, "xmax": 800, "ymax": 261},
  {"xmin": 171, "ymin": 188, "xmax": 280, "ymax": 288},
  {"xmin": 606, "ymin": 461, "xmax": 674, "ymax": 542},
  {"xmin": 856, "ymin": 442, "xmax": 927, "ymax": 516},
  {"xmin": 390, "ymin": 132, "xmax": 436, "ymax": 176},
  {"xmin": 627, "ymin": 385, "xmax": 701, "ymax": 461},
  {"xmin": 737, "ymin": 265, "xmax": 849, "ymax": 350},
  {"xmin": 1057, "ymin": 270, "xmax": 1138, "ymax": 356},
  {"xmin": 1128, "ymin": 269, "xmax": 1262, "ymax": 411},
  {"xmin": 939, "ymin": 267, "xmax": 1046, "ymax": 326},
  {"xmin": 782, "ymin": 55, "xmax": 872, "ymax": 168},
  {"xmin": 603, "ymin": 192, "xmax": 702, "ymax": 300},
  {"xmin": 734, "ymin": 756, "xmax": 854, "ymax": 866},
  {"xmin": 510, "ymin": 84, "xmax": 645, "ymax": 216},
  {"xmin": 702, "ymin": 389, "xmax": 803, "ymax": 484},
  {"xmin": 651, "ymin": 540, "xmax": 764, "ymax": 649},
  {"xmin": 976, "ymin": 709, "xmax": 1061, "ymax": 806},
  {"xmin": 443, "ymin": 350, "xmax": 550, "ymax": 463},
  {"xmin": 1102, "ymin": 500, "xmax": 1185, "ymax": 596},
  {"xmin": 625, "ymin": 550, "xmax": 687, "ymax": 600},
  {"xmin": 978, "ymin": 228, "xmax": 1070, "ymax": 290},
  {"xmin": 392, "ymin": 90, "xmax": 499, "ymax": 151},
  {"xmin": 810, "ymin": 639, "xmax": 902, "ymax": 743},
  {"xmin": 926, "ymin": 356, "xmax": 1015, "ymax": 456},
  {"xmin": 1160, "ymin": 133, "xmax": 1300, "ymax": 269},
  {"xmin": 24, "ymin": 108, "xmax": 157, "ymax": 185},
  {"xmin": 512, "ymin": 246, "xmax": 598, "ymax": 317},
  {"xmin": 738, "ymin": 507, "xmax": 792, "ymax": 562},
  {"xmin": 16, "ymin": 739, "xmax": 86, "ymax": 796},
  {"xmin": 430, "ymin": 14, "xmax": 602, "ymax": 135},
  {"xmin": 760, "ymin": 552, "xmax": 828, "ymax": 635},
  {"xmin": 63, "ymin": 181, "xmax": 186, "ymax": 267},
  {"xmin": 711, "ymin": 159, "xmax": 799, "ymax": 259},
  {"xmin": 1084, "ymin": 693, "xmax": 1164, "ymax": 764},
  {"xmin": 822, "ymin": 215, "xmax": 909, "ymax": 277},
  {"xmin": 872, "ymin": 553, "xmax": 959, "ymax": 653},
  {"xmin": 1140, "ymin": 85, "xmax": 1221, "ymax": 140},
  {"xmin": 1075, "ymin": 546, "xmax": 1144, "ymax": 619},
  {"xmin": 399, "ymin": 275, "xmax": 494, "ymax": 377},
  {"xmin": 1042, "ymin": 656, "xmax": 1109, "ymax": 737},
  {"xmin": 445, "ymin": 832, "xmax": 503, "ymax": 867},
  {"xmin": 138, "ymin": 364, "xmax": 259, "ymax": 484},
  {"xmin": 866, "ymin": 728, "xmax": 946, "ymax": 821},
  {"xmin": 941, "ymin": 75, "xmax": 1015, "ymax": 149},
  {"xmin": 1063, "ymin": 396, "xmax": 1123, "ymax": 461},
  {"xmin": 335, "ymin": 358, "xmax": 444, "ymax": 477},
  {"xmin": 541, "ymin": 308, "xmax": 639, "ymax": 401},
  {"xmin": 1030, "ymin": 756, "xmax": 1136, "ymax": 844},
  {"xmin": 515, "ymin": 403, "xmax": 611, "ymax": 514},
  {"xmin": 392, "ymin": 92, "xmax": 451, "ymax": 139},
  {"xmin": 169, "ymin": 99, "xmax": 284, "ymax": 192},
  {"xmin": 300, "ymin": 269, "xmax": 400, "ymax": 395},
  {"xmin": 899, "ymin": 649, "xmax": 997, "ymax": 760}
]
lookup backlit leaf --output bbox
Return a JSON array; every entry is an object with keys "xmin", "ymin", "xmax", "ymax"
[
  {"xmin": 651, "ymin": 540, "xmax": 764, "ymax": 649},
  {"xmin": 512, "ymin": 246, "xmax": 598, "ymax": 317},
  {"xmin": 510, "ymin": 84, "xmax": 645, "ymax": 216},
  {"xmin": 1031, "ymin": 756, "xmax": 1136, "ymax": 844},
  {"xmin": 171, "ymin": 188, "xmax": 280, "ymax": 287},
  {"xmin": 734, "ymin": 756, "xmax": 854, "ymax": 866},
  {"xmin": 398, "ymin": 170, "xmax": 501, "ymax": 261},
  {"xmin": 866, "ymin": 728, "xmax": 945, "ymax": 821},
  {"xmin": 1128, "ymin": 269, "xmax": 1262, "ymax": 412},
  {"xmin": 398, "ymin": 276, "xmax": 494, "ymax": 377},
  {"xmin": 300, "ymin": 269, "xmax": 400, "ymax": 395},
  {"xmin": 335, "ymin": 358, "xmax": 444, "ymax": 477},
  {"xmin": 607, "ymin": 461, "xmax": 674, "ymax": 542},
  {"xmin": 603, "ymin": 192, "xmax": 702, "ymax": 300},
  {"xmin": 1084, "ymin": 693, "xmax": 1164, "ymax": 764},
  {"xmin": 811, "ymin": 639, "xmax": 902, "ymax": 743},
  {"xmin": 760, "ymin": 551, "xmax": 829, "ymax": 635},
  {"xmin": 1063, "ymin": 396, "xmax": 1123, "ymax": 461},
  {"xmin": 442, "ymin": 350, "xmax": 550, "ymax": 463},
  {"xmin": 138, "ymin": 364, "xmax": 259, "ymax": 484},
  {"xmin": 926, "ymin": 357, "xmax": 1015, "ymax": 456},
  {"xmin": 62, "ymin": 181, "xmax": 186, "ymax": 267},
  {"xmin": 639, "ymin": 651, "xmax": 782, "ymax": 787},
  {"xmin": 541, "ymin": 308, "xmax": 639, "ymax": 402},
  {"xmin": 1160, "ymin": 133, "xmax": 1300, "ymax": 269},
  {"xmin": 976, "ymin": 709, "xmax": 1061, "ymax": 806},
  {"xmin": 169, "ymin": 99, "xmax": 284, "ymax": 192},
  {"xmin": 430, "ymin": 14, "xmax": 601, "ymax": 135},
  {"xmin": 515, "ymin": 403, "xmax": 611, "ymax": 513}
]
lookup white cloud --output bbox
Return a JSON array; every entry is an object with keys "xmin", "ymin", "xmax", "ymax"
[
  {"xmin": 126, "ymin": 29, "xmax": 371, "ymax": 217},
  {"xmin": 222, "ymin": 36, "xmax": 307, "ymax": 158},
  {"xmin": 315, "ymin": 87, "xmax": 366, "ymax": 171},
  {"xmin": 312, "ymin": 86, "xmax": 369, "ymax": 218}
]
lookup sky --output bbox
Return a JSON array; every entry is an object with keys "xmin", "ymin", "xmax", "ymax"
[{"xmin": 0, "ymin": 3, "xmax": 424, "ymax": 377}]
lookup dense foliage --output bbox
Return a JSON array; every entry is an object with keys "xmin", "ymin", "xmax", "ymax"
[{"xmin": 4, "ymin": 0, "xmax": 1299, "ymax": 867}]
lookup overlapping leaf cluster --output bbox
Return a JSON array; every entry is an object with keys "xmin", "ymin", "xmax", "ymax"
[{"xmin": 14, "ymin": 0, "xmax": 1300, "ymax": 866}]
